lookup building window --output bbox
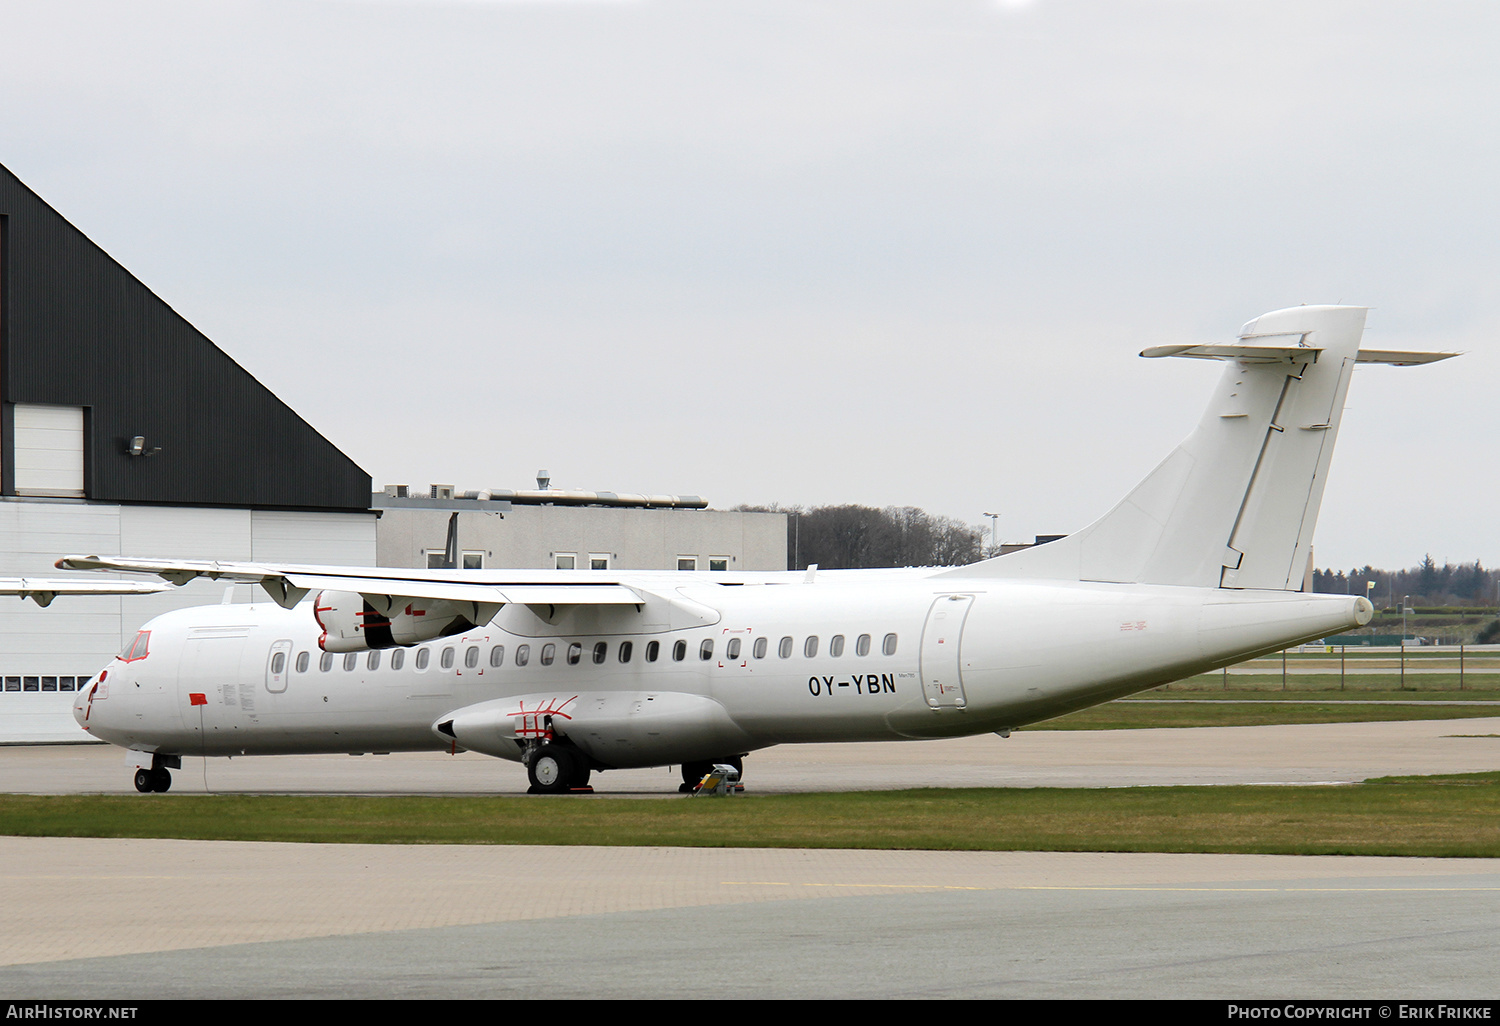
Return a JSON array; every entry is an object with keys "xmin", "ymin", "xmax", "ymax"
[
  {"xmin": 425, "ymin": 550, "xmax": 484, "ymax": 570},
  {"xmin": 677, "ymin": 556, "xmax": 697, "ymax": 571},
  {"xmin": 555, "ymin": 554, "xmax": 576, "ymax": 570},
  {"xmin": 590, "ymin": 553, "xmax": 610, "ymax": 570},
  {"xmin": 709, "ymin": 557, "xmax": 728, "ymax": 571}
]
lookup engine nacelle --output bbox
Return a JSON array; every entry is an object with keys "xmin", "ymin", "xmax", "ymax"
[
  {"xmin": 313, "ymin": 590, "xmax": 502, "ymax": 653},
  {"xmin": 432, "ymin": 691, "xmax": 753, "ymax": 768}
]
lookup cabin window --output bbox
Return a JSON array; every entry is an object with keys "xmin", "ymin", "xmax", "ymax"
[
  {"xmin": 271, "ymin": 652, "xmax": 287, "ymax": 675},
  {"xmin": 593, "ymin": 642, "xmax": 608, "ymax": 665},
  {"xmin": 672, "ymin": 640, "xmax": 687, "ymax": 661},
  {"xmin": 883, "ymin": 633, "xmax": 898, "ymax": 656},
  {"xmin": 726, "ymin": 638, "xmax": 741, "ymax": 660},
  {"xmin": 391, "ymin": 650, "xmax": 405, "ymax": 671},
  {"xmin": 416, "ymin": 648, "xmax": 430, "ymax": 670},
  {"xmin": 830, "ymin": 635, "xmax": 844, "ymax": 657},
  {"xmin": 465, "ymin": 646, "xmax": 480, "ymax": 669},
  {"xmin": 699, "ymin": 639, "xmax": 714, "ymax": 660},
  {"xmin": 856, "ymin": 634, "xmax": 871, "ymax": 656},
  {"xmin": 804, "ymin": 636, "xmax": 819, "ymax": 658},
  {"xmin": 440, "ymin": 647, "xmax": 455, "ymax": 670},
  {"xmin": 295, "ymin": 651, "xmax": 310, "ymax": 673},
  {"xmin": 778, "ymin": 636, "xmax": 793, "ymax": 659},
  {"xmin": 367, "ymin": 651, "xmax": 381, "ymax": 671},
  {"xmin": 515, "ymin": 644, "xmax": 530, "ymax": 667},
  {"xmin": 567, "ymin": 643, "xmax": 582, "ymax": 666},
  {"xmin": 320, "ymin": 652, "xmax": 334, "ymax": 672},
  {"xmin": 753, "ymin": 637, "xmax": 768, "ymax": 659},
  {"xmin": 645, "ymin": 640, "xmax": 659, "ymax": 662},
  {"xmin": 344, "ymin": 653, "xmax": 358, "ymax": 671},
  {"xmin": 540, "ymin": 643, "xmax": 556, "ymax": 666},
  {"xmin": 618, "ymin": 641, "xmax": 633, "ymax": 663},
  {"xmin": 490, "ymin": 645, "xmax": 504, "ymax": 667}
]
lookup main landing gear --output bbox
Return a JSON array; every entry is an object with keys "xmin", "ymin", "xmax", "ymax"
[
  {"xmin": 525, "ymin": 742, "xmax": 593, "ymax": 795},
  {"xmin": 679, "ymin": 756, "xmax": 743, "ymax": 794},
  {"xmin": 131, "ymin": 753, "xmax": 178, "ymax": 793}
]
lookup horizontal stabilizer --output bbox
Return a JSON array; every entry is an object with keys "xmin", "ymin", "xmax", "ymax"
[{"xmin": 1144, "ymin": 343, "xmax": 1459, "ymax": 366}]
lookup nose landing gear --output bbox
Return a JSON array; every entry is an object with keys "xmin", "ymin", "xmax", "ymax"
[
  {"xmin": 133, "ymin": 767, "xmax": 171, "ymax": 793},
  {"xmin": 129, "ymin": 753, "xmax": 179, "ymax": 793}
]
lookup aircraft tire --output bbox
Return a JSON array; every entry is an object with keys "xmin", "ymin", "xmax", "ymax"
[
  {"xmin": 133, "ymin": 769, "xmax": 153, "ymax": 793},
  {"xmin": 151, "ymin": 769, "xmax": 172, "ymax": 793},
  {"xmin": 679, "ymin": 761, "xmax": 711, "ymax": 793},
  {"xmin": 528, "ymin": 745, "xmax": 576, "ymax": 795}
]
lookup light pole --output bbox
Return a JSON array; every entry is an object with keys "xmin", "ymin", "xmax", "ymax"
[{"xmin": 983, "ymin": 512, "xmax": 1000, "ymax": 557}]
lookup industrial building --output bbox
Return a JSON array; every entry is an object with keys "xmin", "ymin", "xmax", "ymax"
[{"xmin": 0, "ymin": 164, "xmax": 783, "ymax": 741}]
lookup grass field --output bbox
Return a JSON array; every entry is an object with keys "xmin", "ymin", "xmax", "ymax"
[
  {"xmin": 6, "ymin": 773, "xmax": 1500, "ymax": 857},
  {"xmin": 1029, "ymin": 699, "xmax": 1500, "ymax": 730}
]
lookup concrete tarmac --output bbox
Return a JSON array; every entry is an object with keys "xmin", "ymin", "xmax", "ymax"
[
  {"xmin": 6, "ymin": 714, "xmax": 1500, "ymax": 794},
  {"xmin": 3, "ymin": 720, "xmax": 1499, "ymax": 998}
]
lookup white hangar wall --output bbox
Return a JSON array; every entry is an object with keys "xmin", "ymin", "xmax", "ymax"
[{"xmin": 0, "ymin": 500, "xmax": 376, "ymax": 742}]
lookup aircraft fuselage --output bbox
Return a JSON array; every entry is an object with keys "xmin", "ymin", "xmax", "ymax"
[{"xmin": 75, "ymin": 570, "xmax": 1371, "ymax": 774}]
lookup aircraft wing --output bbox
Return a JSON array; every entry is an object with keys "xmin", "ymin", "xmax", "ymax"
[
  {"xmin": 0, "ymin": 577, "xmax": 170, "ymax": 608},
  {"xmin": 54, "ymin": 555, "xmax": 645, "ymax": 610}
]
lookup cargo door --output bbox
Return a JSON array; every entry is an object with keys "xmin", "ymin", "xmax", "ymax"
[{"xmin": 920, "ymin": 594, "xmax": 973, "ymax": 709}]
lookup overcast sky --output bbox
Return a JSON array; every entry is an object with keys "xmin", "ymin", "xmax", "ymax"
[{"xmin": 2, "ymin": 0, "xmax": 1495, "ymax": 572}]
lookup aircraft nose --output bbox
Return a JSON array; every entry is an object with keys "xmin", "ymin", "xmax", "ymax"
[{"xmin": 73, "ymin": 672, "xmax": 103, "ymax": 732}]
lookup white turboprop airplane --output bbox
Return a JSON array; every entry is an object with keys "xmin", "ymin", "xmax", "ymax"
[{"xmin": 53, "ymin": 306, "xmax": 1454, "ymax": 795}]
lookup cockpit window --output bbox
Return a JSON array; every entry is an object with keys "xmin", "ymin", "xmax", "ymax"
[{"xmin": 120, "ymin": 631, "xmax": 150, "ymax": 663}]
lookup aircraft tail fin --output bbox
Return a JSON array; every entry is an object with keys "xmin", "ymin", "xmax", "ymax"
[{"xmin": 942, "ymin": 306, "xmax": 1455, "ymax": 590}]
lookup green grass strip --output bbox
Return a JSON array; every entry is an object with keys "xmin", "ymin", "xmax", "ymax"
[
  {"xmin": 6, "ymin": 773, "xmax": 1500, "ymax": 857},
  {"xmin": 1030, "ymin": 701, "xmax": 1500, "ymax": 730}
]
